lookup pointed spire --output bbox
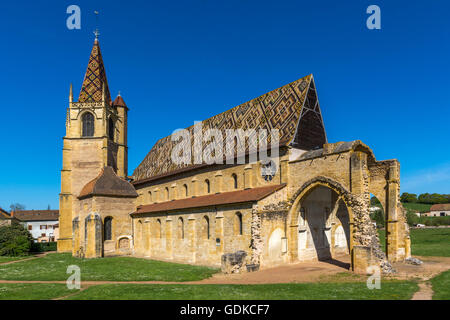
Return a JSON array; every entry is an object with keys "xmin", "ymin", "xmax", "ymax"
[
  {"xmin": 69, "ymin": 83, "xmax": 73, "ymax": 103},
  {"xmin": 78, "ymin": 37, "xmax": 111, "ymax": 103},
  {"xmin": 113, "ymin": 92, "xmax": 127, "ymax": 107}
]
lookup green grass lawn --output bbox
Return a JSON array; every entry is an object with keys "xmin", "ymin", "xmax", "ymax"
[
  {"xmin": 0, "ymin": 253, "xmax": 218, "ymax": 282},
  {"xmin": 0, "ymin": 283, "xmax": 77, "ymax": 300},
  {"xmin": 431, "ymin": 270, "xmax": 450, "ymax": 300},
  {"xmin": 66, "ymin": 281, "xmax": 418, "ymax": 300},
  {"xmin": 378, "ymin": 228, "xmax": 450, "ymax": 257}
]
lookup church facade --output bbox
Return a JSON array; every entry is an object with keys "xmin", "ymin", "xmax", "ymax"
[{"xmin": 58, "ymin": 36, "xmax": 411, "ymax": 273}]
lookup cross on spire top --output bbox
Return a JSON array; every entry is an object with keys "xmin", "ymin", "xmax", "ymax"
[
  {"xmin": 93, "ymin": 10, "xmax": 100, "ymax": 40},
  {"xmin": 94, "ymin": 28, "xmax": 100, "ymax": 40}
]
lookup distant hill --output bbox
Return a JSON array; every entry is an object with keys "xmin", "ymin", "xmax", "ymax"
[{"xmin": 401, "ymin": 202, "xmax": 432, "ymax": 214}]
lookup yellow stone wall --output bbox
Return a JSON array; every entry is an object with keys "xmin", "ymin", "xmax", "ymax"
[
  {"xmin": 74, "ymin": 195, "xmax": 135, "ymax": 257},
  {"xmin": 135, "ymin": 150, "xmax": 289, "ymax": 206},
  {"xmin": 133, "ymin": 203, "xmax": 253, "ymax": 266},
  {"xmin": 131, "ymin": 143, "xmax": 408, "ymax": 271}
]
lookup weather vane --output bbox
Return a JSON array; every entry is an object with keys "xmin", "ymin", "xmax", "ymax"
[{"xmin": 93, "ymin": 10, "xmax": 100, "ymax": 39}]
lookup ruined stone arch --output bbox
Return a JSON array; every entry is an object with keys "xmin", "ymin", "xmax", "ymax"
[
  {"xmin": 288, "ymin": 176, "xmax": 355, "ymax": 226},
  {"xmin": 287, "ymin": 176, "xmax": 355, "ymax": 263},
  {"xmin": 287, "ymin": 175, "xmax": 391, "ymax": 272}
]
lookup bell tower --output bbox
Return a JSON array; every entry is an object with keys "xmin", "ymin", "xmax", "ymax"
[{"xmin": 58, "ymin": 33, "xmax": 129, "ymax": 252}]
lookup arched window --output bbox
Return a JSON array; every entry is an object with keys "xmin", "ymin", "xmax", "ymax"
[
  {"xmin": 178, "ymin": 217, "xmax": 184, "ymax": 239},
  {"xmin": 148, "ymin": 191, "xmax": 152, "ymax": 203},
  {"xmin": 205, "ymin": 179, "xmax": 210, "ymax": 194},
  {"xmin": 235, "ymin": 212, "xmax": 243, "ymax": 235},
  {"xmin": 156, "ymin": 219, "xmax": 162, "ymax": 238},
  {"xmin": 183, "ymin": 184, "xmax": 188, "ymax": 197},
  {"xmin": 82, "ymin": 112, "xmax": 94, "ymax": 137},
  {"xmin": 232, "ymin": 174, "xmax": 238, "ymax": 189},
  {"xmin": 108, "ymin": 117, "xmax": 114, "ymax": 141},
  {"xmin": 104, "ymin": 217, "xmax": 112, "ymax": 240},
  {"xmin": 203, "ymin": 216, "xmax": 210, "ymax": 239},
  {"xmin": 165, "ymin": 187, "xmax": 169, "ymax": 200}
]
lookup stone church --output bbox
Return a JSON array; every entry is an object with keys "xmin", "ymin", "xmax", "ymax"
[{"xmin": 58, "ymin": 35, "xmax": 411, "ymax": 273}]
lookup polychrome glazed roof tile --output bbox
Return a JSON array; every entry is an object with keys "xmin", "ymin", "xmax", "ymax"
[
  {"xmin": 78, "ymin": 39, "xmax": 111, "ymax": 103},
  {"xmin": 133, "ymin": 74, "xmax": 327, "ymax": 182}
]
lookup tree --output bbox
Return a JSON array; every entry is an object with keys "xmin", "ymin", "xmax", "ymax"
[
  {"xmin": 418, "ymin": 193, "xmax": 448, "ymax": 204},
  {"xmin": 400, "ymin": 193, "xmax": 417, "ymax": 203},
  {"xmin": 9, "ymin": 203, "xmax": 26, "ymax": 212},
  {"xmin": 0, "ymin": 221, "xmax": 33, "ymax": 256},
  {"xmin": 370, "ymin": 196, "xmax": 381, "ymax": 206},
  {"xmin": 370, "ymin": 209, "xmax": 385, "ymax": 228}
]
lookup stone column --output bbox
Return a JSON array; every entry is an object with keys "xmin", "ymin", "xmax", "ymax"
[
  {"xmin": 188, "ymin": 215, "xmax": 196, "ymax": 263},
  {"xmin": 214, "ymin": 171, "xmax": 223, "ymax": 193},
  {"xmin": 215, "ymin": 211, "xmax": 224, "ymax": 255},
  {"xmin": 386, "ymin": 161, "xmax": 408, "ymax": 262},
  {"xmin": 153, "ymin": 188, "xmax": 159, "ymax": 203},
  {"xmin": 171, "ymin": 183, "xmax": 178, "ymax": 200},
  {"xmin": 165, "ymin": 217, "xmax": 173, "ymax": 259},
  {"xmin": 191, "ymin": 178, "xmax": 198, "ymax": 197},
  {"xmin": 280, "ymin": 158, "xmax": 289, "ymax": 184},
  {"xmin": 84, "ymin": 213, "xmax": 103, "ymax": 258},
  {"xmin": 244, "ymin": 165, "xmax": 253, "ymax": 189},
  {"xmin": 250, "ymin": 205, "xmax": 262, "ymax": 265},
  {"xmin": 144, "ymin": 219, "xmax": 151, "ymax": 257},
  {"xmin": 72, "ymin": 216, "xmax": 80, "ymax": 257},
  {"xmin": 349, "ymin": 152, "xmax": 386, "ymax": 273}
]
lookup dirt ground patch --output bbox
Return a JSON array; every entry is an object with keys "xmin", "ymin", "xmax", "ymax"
[
  {"xmin": 389, "ymin": 256, "xmax": 450, "ymax": 281},
  {"xmin": 190, "ymin": 255, "xmax": 353, "ymax": 284}
]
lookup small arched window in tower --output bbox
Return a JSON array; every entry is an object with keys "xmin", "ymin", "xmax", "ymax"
[
  {"xmin": 104, "ymin": 216, "xmax": 112, "ymax": 241},
  {"xmin": 205, "ymin": 179, "xmax": 210, "ymax": 194},
  {"xmin": 178, "ymin": 217, "xmax": 184, "ymax": 239},
  {"xmin": 183, "ymin": 184, "xmax": 188, "ymax": 197},
  {"xmin": 148, "ymin": 191, "xmax": 152, "ymax": 203},
  {"xmin": 82, "ymin": 112, "xmax": 94, "ymax": 137},
  {"xmin": 235, "ymin": 212, "xmax": 243, "ymax": 235},
  {"xmin": 203, "ymin": 216, "xmax": 210, "ymax": 239},
  {"xmin": 108, "ymin": 117, "xmax": 115, "ymax": 141},
  {"xmin": 232, "ymin": 174, "xmax": 238, "ymax": 189}
]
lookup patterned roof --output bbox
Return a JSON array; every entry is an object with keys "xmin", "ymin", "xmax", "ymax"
[
  {"xmin": 133, "ymin": 74, "xmax": 326, "ymax": 182},
  {"xmin": 78, "ymin": 39, "xmax": 111, "ymax": 103}
]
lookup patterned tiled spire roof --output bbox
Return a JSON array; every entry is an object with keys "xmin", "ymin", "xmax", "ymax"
[{"xmin": 78, "ymin": 39, "xmax": 111, "ymax": 103}]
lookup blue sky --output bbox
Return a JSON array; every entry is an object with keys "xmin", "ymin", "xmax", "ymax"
[{"xmin": 0, "ymin": 0, "xmax": 448, "ymax": 210}]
